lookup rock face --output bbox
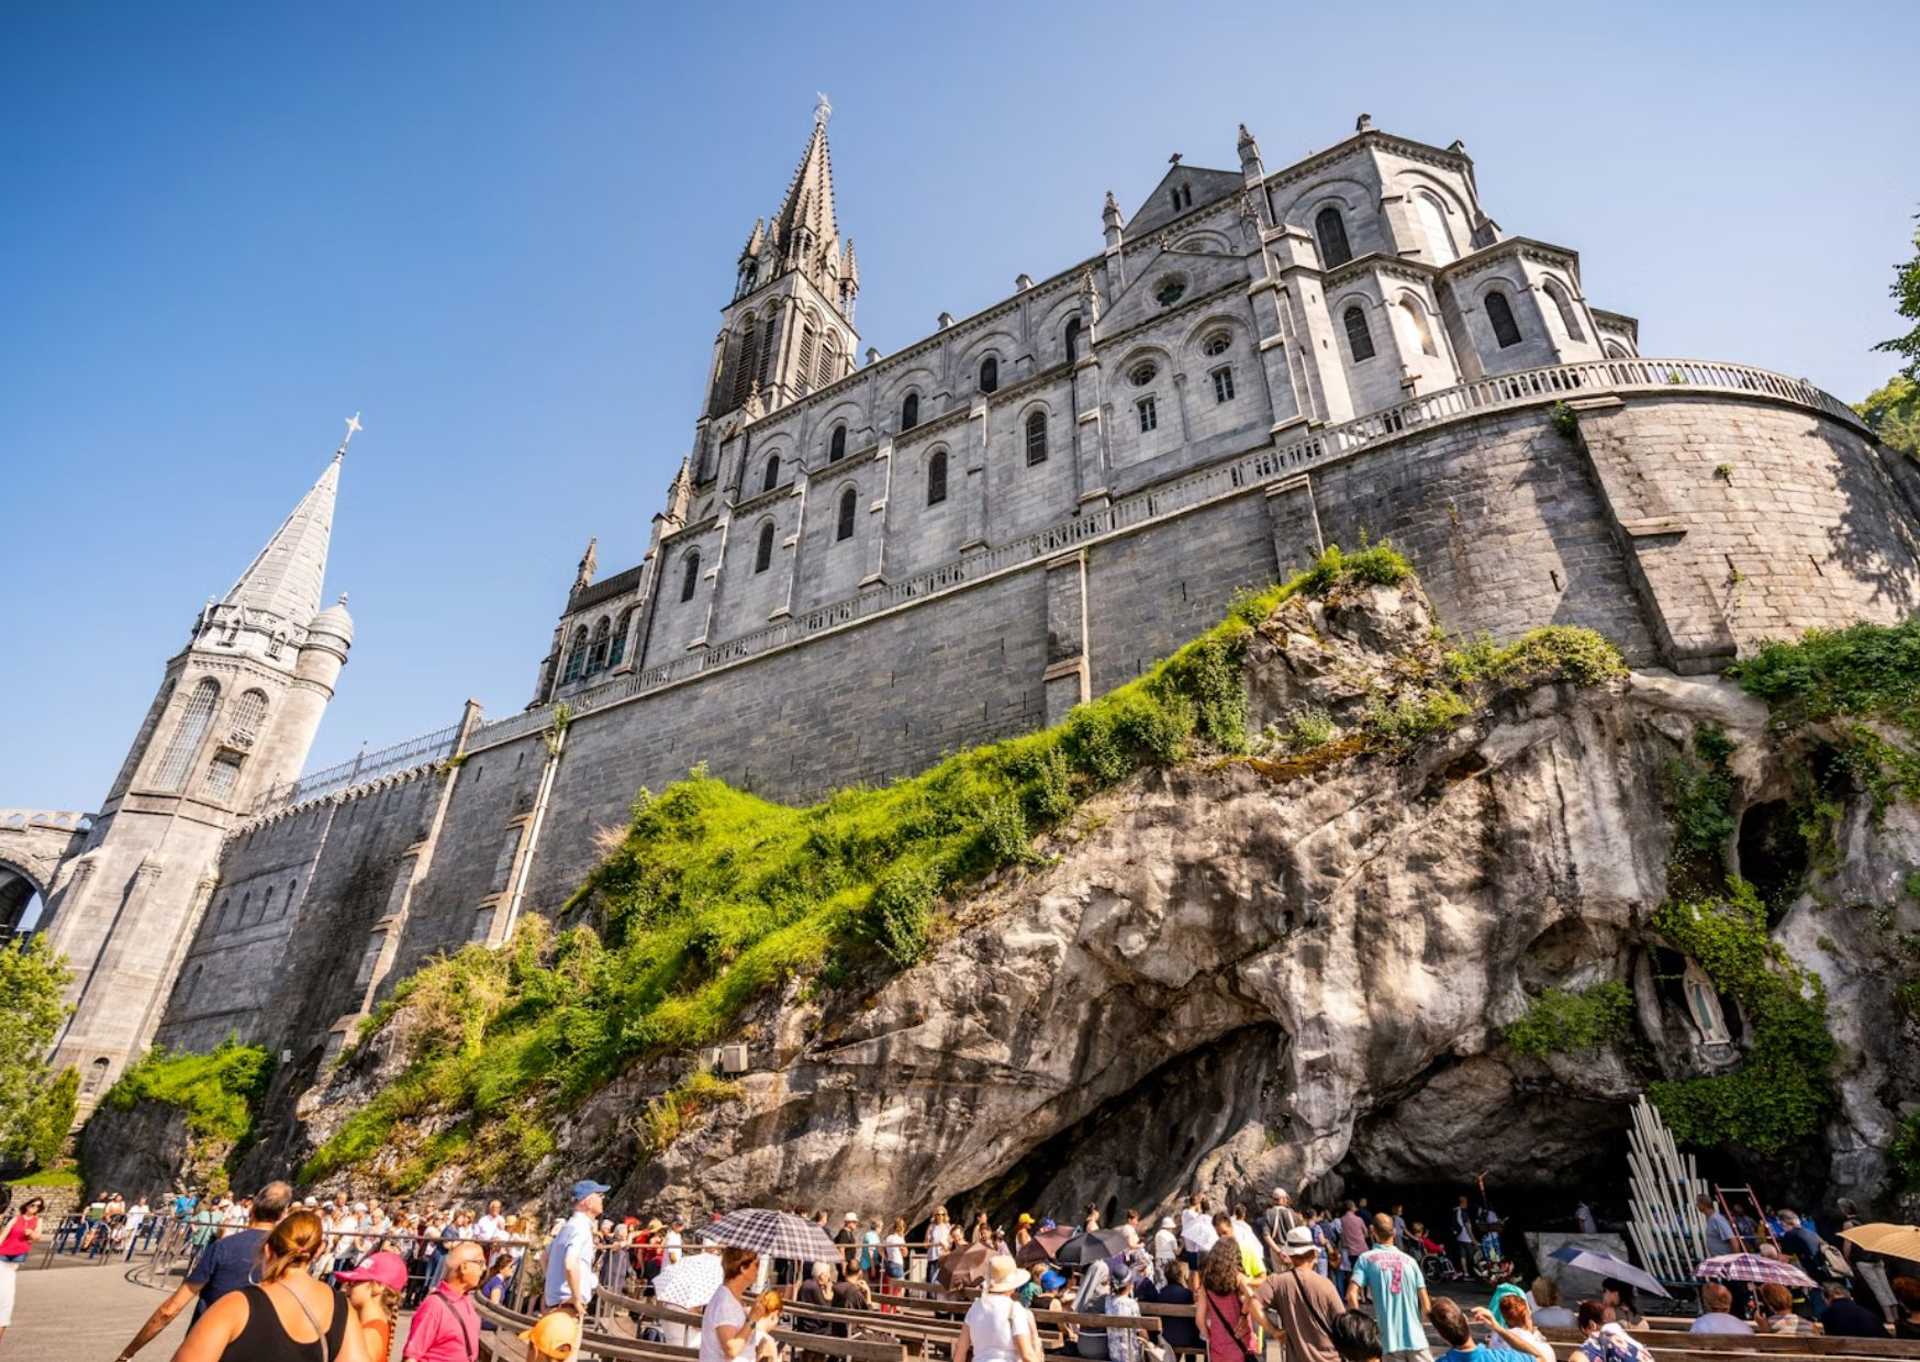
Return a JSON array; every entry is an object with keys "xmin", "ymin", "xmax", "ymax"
[
  {"xmin": 80, "ymin": 1099, "xmax": 198, "ymax": 1198},
  {"xmin": 273, "ymin": 580, "xmax": 1918, "ymax": 1218}
]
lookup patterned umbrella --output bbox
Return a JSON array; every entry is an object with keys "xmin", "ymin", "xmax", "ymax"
[
  {"xmin": 653, "ymin": 1251, "xmax": 726, "ymax": 1309},
  {"xmin": 1548, "ymin": 1245, "xmax": 1673, "ymax": 1297},
  {"xmin": 704, "ymin": 1208, "xmax": 843, "ymax": 1265},
  {"xmin": 1695, "ymin": 1253, "xmax": 1818, "ymax": 1288}
]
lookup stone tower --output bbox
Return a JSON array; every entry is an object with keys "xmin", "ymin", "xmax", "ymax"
[{"xmin": 42, "ymin": 426, "xmax": 355, "ymax": 1111}]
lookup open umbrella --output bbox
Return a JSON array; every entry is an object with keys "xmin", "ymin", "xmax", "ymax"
[
  {"xmin": 704, "ymin": 1208, "xmax": 841, "ymax": 1265},
  {"xmin": 1839, "ymin": 1223, "xmax": 1920, "ymax": 1261},
  {"xmin": 653, "ymin": 1251, "xmax": 726, "ymax": 1309},
  {"xmin": 1548, "ymin": 1244, "xmax": 1673, "ymax": 1298},
  {"xmin": 937, "ymin": 1241, "xmax": 993, "ymax": 1288},
  {"xmin": 1056, "ymin": 1229, "xmax": 1130, "ymax": 1267},
  {"xmin": 1015, "ymin": 1227, "xmax": 1075, "ymax": 1268},
  {"xmin": 1695, "ymin": 1253, "xmax": 1818, "ymax": 1289}
]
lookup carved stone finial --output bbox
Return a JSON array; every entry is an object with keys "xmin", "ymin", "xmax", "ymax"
[
  {"xmin": 1079, "ymin": 268, "xmax": 1101, "ymax": 326},
  {"xmin": 1355, "ymin": 113, "xmax": 1374, "ymax": 132},
  {"xmin": 573, "ymin": 537, "xmax": 598, "ymax": 592}
]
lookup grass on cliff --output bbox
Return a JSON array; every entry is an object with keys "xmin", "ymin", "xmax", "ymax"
[
  {"xmin": 101, "ymin": 1039, "xmax": 273, "ymax": 1170},
  {"xmin": 305, "ymin": 543, "xmax": 1629, "ymax": 1189},
  {"xmin": 1504, "ymin": 980, "xmax": 1635, "ymax": 1058}
]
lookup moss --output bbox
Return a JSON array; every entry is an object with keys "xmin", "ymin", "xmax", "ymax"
[
  {"xmin": 103, "ymin": 1039, "xmax": 272, "ymax": 1144},
  {"xmin": 1892, "ymin": 1113, "xmax": 1920, "ymax": 1193},
  {"xmin": 1663, "ymin": 724, "xmax": 1738, "ymax": 893},
  {"xmin": 636, "ymin": 1069, "xmax": 743, "ymax": 1158},
  {"xmin": 1504, "ymin": 980, "xmax": 1634, "ymax": 1058},
  {"xmin": 6, "ymin": 1167, "xmax": 82, "ymax": 1189}
]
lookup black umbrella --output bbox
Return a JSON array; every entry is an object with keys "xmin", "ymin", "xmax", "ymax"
[
  {"xmin": 1015, "ymin": 1227, "xmax": 1075, "ymax": 1268},
  {"xmin": 937, "ymin": 1241, "xmax": 993, "ymax": 1288},
  {"xmin": 1055, "ymin": 1229, "xmax": 1130, "ymax": 1267}
]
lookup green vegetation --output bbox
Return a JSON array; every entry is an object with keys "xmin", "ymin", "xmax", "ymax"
[
  {"xmin": 1858, "ymin": 375, "xmax": 1919, "ymax": 459},
  {"xmin": 1504, "ymin": 980, "xmax": 1635, "ymax": 1058},
  {"xmin": 1649, "ymin": 878, "xmax": 1835, "ymax": 1156},
  {"xmin": 104, "ymin": 1039, "xmax": 273, "ymax": 1147},
  {"xmin": 1893, "ymin": 1113, "xmax": 1920, "ymax": 1192},
  {"xmin": 637, "ymin": 1069, "xmax": 743, "ymax": 1157},
  {"xmin": 1874, "ymin": 213, "xmax": 1920, "ymax": 381},
  {"xmin": 26, "ymin": 1067, "xmax": 78, "ymax": 1171},
  {"xmin": 1662, "ymin": 724, "xmax": 1738, "ymax": 893},
  {"xmin": 1548, "ymin": 401, "xmax": 1578, "ymax": 439},
  {"xmin": 0, "ymin": 935, "xmax": 73, "ymax": 1169},
  {"xmin": 6, "ymin": 1167, "xmax": 83, "ymax": 1189}
]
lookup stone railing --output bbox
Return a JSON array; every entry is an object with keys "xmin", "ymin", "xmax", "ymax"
[
  {"xmin": 443, "ymin": 357, "xmax": 1861, "ymax": 755},
  {"xmin": 0, "ymin": 809, "xmax": 93, "ymax": 834},
  {"xmin": 253, "ymin": 721, "xmax": 463, "ymax": 813}
]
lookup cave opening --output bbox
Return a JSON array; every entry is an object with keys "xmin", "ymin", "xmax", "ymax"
[{"xmin": 1736, "ymin": 798, "xmax": 1808, "ymax": 925}]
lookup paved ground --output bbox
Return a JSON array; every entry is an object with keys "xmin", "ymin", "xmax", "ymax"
[{"xmin": 7, "ymin": 1252, "xmax": 188, "ymax": 1359}]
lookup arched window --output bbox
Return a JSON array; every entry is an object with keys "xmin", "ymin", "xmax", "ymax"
[
  {"xmin": 230, "ymin": 688, "xmax": 269, "ymax": 742},
  {"xmin": 562, "ymin": 626, "xmax": 590, "ymax": 682},
  {"xmin": 680, "ymin": 551, "xmax": 701, "ymax": 602},
  {"xmin": 152, "ymin": 677, "xmax": 220, "ymax": 791},
  {"xmin": 756, "ymin": 315, "xmax": 776, "ymax": 387},
  {"xmin": 1486, "ymin": 290, "xmax": 1523, "ymax": 348},
  {"xmin": 1201, "ymin": 332, "xmax": 1231, "ymax": 358},
  {"xmin": 829, "ymin": 424, "xmax": 847, "ymax": 462},
  {"xmin": 796, "ymin": 326, "xmax": 818, "ymax": 395},
  {"xmin": 979, "ymin": 355, "xmax": 999, "ymax": 394},
  {"xmin": 927, "ymin": 450, "xmax": 948, "ymax": 506},
  {"xmin": 816, "ymin": 338, "xmax": 836, "ymax": 389},
  {"xmin": 1315, "ymin": 206, "xmax": 1353, "ymax": 268},
  {"xmin": 1604, "ymin": 340, "xmax": 1630, "ymax": 360},
  {"xmin": 1415, "ymin": 193, "xmax": 1457, "ymax": 265},
  {"xmin": 203, "ymin": 751, "xmax": 244, "ymax": 799},
  {"xmin": 1025, "ymin": 411, "xmax": 1048, "ymax": 466},
  {"xmin": 836, "ymin": 487, "xmax": 858, "ymax": 541},
  {"xmin": 587, "ymin": 616, "xmax": 612, "ymax": 674},
  {"xmin": 84, "ymin": 1057, "xmax": 111, "ymax": 1096},
  {"xmin": 1343, "ymin": 305, "xmax": 1375, "ymax": 362},
  {"xmin": 1543, "ymin": 279, "xmax": 1586, "ymax": 341},
  {"xmin": 900, "ymin": 392, "xmax": 920, "ymax": 431},
  {"xmin": 284, "ymin": 878, "xmax": 298, "ymax": 917},
  {"xmin": 732, "ymin": 317, "xmax": 759, "ymax": 408},
  {"xmin": 608, "ymin": 608, "xmax": 634, "ymax": 667},
  {"xmin": 1398, "ymin": 299, "xmax": 1438, "ymax": 357},
  {"xmin": 1064, "ymin": 318, "xmax": 1082, "ymax": 363},
  {"xmin": 256, "ymin": 885, "xmax": 276, "ymax": 923},
  {"xmin": 762, "ymin": 454, "xmax": 780, "ymax": 494},
  {"xmin": 755, "ymin": 521, "xmax": 775, "ymax": 573}
]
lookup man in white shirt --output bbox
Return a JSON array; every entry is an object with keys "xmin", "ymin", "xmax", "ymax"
[
  {"xmin": 476, "ymin": 1199, "xmax": 508, "ymax": 1243},
  {"xmin": 546, "ymin": 1179, "xmax": 610, "ymax": 1314},
  {"xmin": 665, "ymin": 1216, "xmax": 686, "ymax": 1265},
  {"xmin": 1179, "ymin": 1195, "xmax": 1218, "ymax": 1268}
]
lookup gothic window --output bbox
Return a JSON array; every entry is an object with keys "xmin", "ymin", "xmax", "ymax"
[
  {"xmin": 1211, "ymin": 367, "xmax": 1235, "ymax": 403},
  {"xmin": 255, "ymin": 885, "xmax": 276, "ymax": 924},
  {"xmin": 152, "ymin": 677, "xmax": 220, "ymax": 792},
  {"xmin": 1486, "ymin": 290, "xmax": 1523, "ymax": 348},
  {"xmin": 283, "ymin": 878, "xmax": 298, "ymax": 916},
  {"xmin": 562, "ymin": 626, "xmax": 589, "ymax": 682},
  {"xmin": 1315, "ymin": 206, "xmax": 1353, "ymax": 268},
  {"xmin": 204, "ymin": 751, "xmax": 244, "ymax": 799},
  {"xmin": 680, "ymin": 551, "xmax": 701, "ymax": 602},
  {"xmin": 1064, "ymin": 318, "xmax": 1081, "ymax": 363},
  {"xmin": 1026, "ymin": 411, "xmax": 1048, "ymax": 466},
  {"xmin": 837, "ymin": 487, "xmax": 858, "ymax": 541},
  {"xmin": 755, "ymin": 520, "xmax": 775, "ymax": 573},
  {"xmin": 1136, "ymin": 395, "xmax": 1158, "ymax": 432},
  {"xmin": 1344, "ymin": 305, "xmax": 1376, "ymax": 362},
  {"xmin": 900, "ymin": 392, "xmax": 920, "ymax": 431},
  {"xmin": 1128, "ymin": 361, "xmax": 1158, "ymax": 387},
  {"xmin": 1415, "ymin": 192, "xmax": 1457, "ymax": 265},
  {"xmin": 927, "ymin": 450, "xmax": 948, "ymax": 506},
  {"xmin": 763, "ymin": 454, "xmax": 780, "ymax": 494},
  {"xmin": 979, "ymin": 355, "xmax": 999, "ymax": 394},
  {"xmin": 796, "ymin": 327, "xmax": 817, "ymax": 395},
  {"xmin": 236, "ymin": 892, "xmax": 251, "ymax": 929},
  {"xmin": 732, "ymin": 318, "xmax": 759, "ymax": 408},
  {"xmin": 83, "ymin": 1057, "xmax": 110, "ymax": 1096},
  {"xmin": 1154, "ymin": 276, "xmax": 1187, "ymax": 307},
  {"xmin": 230, "ymin": 689, "xmax": 268, "ymax": 743},
  {"xmin": 609, "ymin": 608, "xmax": 634, "ymax": 667},
  {"xmin": 1543, "ymin": 279, "xmax": 1587, "ymax": 341},
  {"xmin": 756, "ymin": 316, "xmax": 777, "ymax": 388},
  {"xmin": 587, "ymin": 616, "xmax": 612, "ymax": 674},
  {"xmin": 829, "ymin": 423, "xmax": 847, "ymax": 462},
  {"xmin": 1399, "ymin": 299, "xmax": 1439, "ymax": 357},
  {"xmin": 1201, "ymin": 332, "xmax": 1231, "ymax": 358},
  {"xmin": 816, "ymin": 338, "xmax": 836, "ymax": 389}
]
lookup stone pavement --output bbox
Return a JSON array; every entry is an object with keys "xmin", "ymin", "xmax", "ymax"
[{"xmin": 7, "ymin": 1253, "xmax": 187, "ymax": 1359}]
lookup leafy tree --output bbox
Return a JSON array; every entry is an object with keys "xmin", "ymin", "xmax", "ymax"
[
  {"xmin": 1879, "ymin": 213, "xmax": 1920, "ymax": 380},
  {"xmin": 0, "ymin": 936, "xmax": 73, "ymax": 1164},
  {"xmin": 28, "ymin": 1067, "xmax": 79, "ymax": 1169},
  {"xmin": 1858, "ymin": 374, "xmax": 1919, "ymax": 459}
]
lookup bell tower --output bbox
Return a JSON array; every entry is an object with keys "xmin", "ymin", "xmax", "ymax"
[{"xmin": 41, "ymin": 419, "xmax": 359, "ymax": 1110}]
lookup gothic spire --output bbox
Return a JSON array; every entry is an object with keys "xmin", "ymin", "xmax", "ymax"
[
  {"xmin": 220, "ymin": 425, "xmax": 348, "ymax": 627},
  {"xmin": 769, "ymin": 101, "xmax": 842, "ymax": 290}
]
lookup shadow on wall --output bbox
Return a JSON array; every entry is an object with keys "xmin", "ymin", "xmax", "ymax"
[{"xmin": 1826, "ymin": 421, "xmax": 1920, "ymax": 613}]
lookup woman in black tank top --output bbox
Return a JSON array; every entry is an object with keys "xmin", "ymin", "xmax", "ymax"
[{"xmin": 172, "ymin": 1211, "xmax": 368, "ymax": 1362}]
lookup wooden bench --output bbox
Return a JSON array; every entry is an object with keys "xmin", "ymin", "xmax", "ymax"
[{"xmin": 1539, "ymin": 1327, "xmax": 1920, "ymax": 1360}]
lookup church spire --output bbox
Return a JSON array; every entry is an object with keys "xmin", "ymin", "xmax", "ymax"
[
  {"xmin": 220, "ymin": 419, "xmax": 351, "ymax": 627},
  {"xmin": 767, "ymin": 96, "xmax": 847, "ymax": 309}
]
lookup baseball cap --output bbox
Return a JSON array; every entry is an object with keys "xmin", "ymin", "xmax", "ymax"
[
  {"xmin": 571, "ymin": 1179, "xmax": 611, "ymax": 1202},
  {"xmin": 337, "ymin": 1251, "xmax": 409, "ymax": 1293},
  {"xmin": 521, "ymin": 1309, "xmax": 582, "ymax": 1359}
]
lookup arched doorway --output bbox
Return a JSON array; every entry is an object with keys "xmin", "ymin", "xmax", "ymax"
[{"xmin": 0, "ymin": 859, "xmax": 47, "ymax": 943}]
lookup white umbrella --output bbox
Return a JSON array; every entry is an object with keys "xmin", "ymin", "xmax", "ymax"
[{"xmin": 653, "ymin": 1250, "xmax": 726, "ymax": 1310}]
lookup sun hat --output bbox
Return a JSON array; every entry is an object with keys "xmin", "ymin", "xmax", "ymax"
[
  {"xmin": 337, "ymin": 1251, "xmax": 409, "ymax": 1293},
  {"xmin": 571, "ymin": 1179, "xmax": 611, "ymax": 1202},
  {"xmin": 1284, "ymin": 1226, "xmax": 1316, "ymax": 1255},
  {"xmin": 844, "ymin": 1212, "xmax": 860, "ymax": 1223},
  {"xmin": 1159, "ymin": 1216, "xmax": 1175, "ymax": 1231},
  {"xmin": 984, "ymin": 1255, "xmax": 1031, "ymax": 1294},
  {"xmin": 520, "ymin": 1309, "xmax": 582, "ymax": 1360},
  {"xmin": 1040, "ymin": 1269, "xmax": 1067, "ymax": 1293},
  {"xmin": 1017, "ymin": 1213, "xmax": 1035, "ymax": 1226}
]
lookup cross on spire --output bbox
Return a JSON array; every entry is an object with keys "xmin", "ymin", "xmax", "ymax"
[
  {"xmin": 814, "ymin": 91, "xmax": 832, "ymax": 126},
  {"xmin": 336, "ymin": 411, "xmax": 364, "ymax": 459}
]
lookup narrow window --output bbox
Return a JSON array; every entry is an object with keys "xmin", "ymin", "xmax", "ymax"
[
  {"xmin": 152, "ymin": 677, "xmax": 220, "ymax": 792},
  {"xmin": 680, "ymin": 551, "xmax": 700, "ymax": 602},
  {"xmin": 204, "ymin": 751, "xmax": 244, "ymax": 799},
  {"xmin": 1399, "ymin": 299, "xmax": 1438, "ymax": 356},
  {"xmin": 587, "ymin": 616, "xmax": 611, "ymax": 673},
  {"xmin": 1486, "ymin": 290, "xmax": 1522, "ymax": 348},
  {"xmin": 763, "ymin": 454, "xmax": 780, "ymax": 494},
  {"xmin": 1136, "ymin": 395, "xmax": 1158, "ymax": 432},
  {"xmin": 1064, "ymin": 318, "xmax": 1081, "ymax": 363},
  {"xmin": 979, "ymin": 355, "xmax": 999, "ymax": 394},
  {"xmin": 732, "ymin": 319, "xmax": 758, "ymax": 407},
  {"xmin": 901, "ymin": 392, "xmax": 919, "ymax": 431},
  {"xmin": 1545, "ymin": 280, "xmax": 1586, "ymax": 341},
  {"xmin": 796, "ymin": 326, "xmax": 817, "ymax": 395},
  {"xmin": 755, "ymin": 521, "xmax": 775, "ymax": 573},
  {"xmin": 1026, "ymin": 411, "xmax": 1048, "ymax": 466},
  {"xmin": 1344, "ymin": 305, "xmax": 1376, "ymax": 361},
  {"xmin": 829, "ymin": 423, "xmax": 847, "ymax": 461},
  {"xmin": 816, "ymin": 339, "xmax": 835, "ymax": 389},
  {"xmin": 756, "ymin": 316, "xmax": 776, "ymax": 387},
  {"xmin": 229, "ymin": 688, "xmax": 269, "ymax": 742},
  {"xmin": 927, "ymin": 450, "xmax": 948, "ymax": 506},
  {"xmin": 84, "ymin": 1057, "xmax": 110, "ymax": 1096},
  {"xmin": 1416, "ymin": 193, "xmax": 1457, "ymax": 265},
  {"xmin": 837, "ymin": 487, "xmax": 857, "ymax": 541},
  {"xmin": 608, "ymin": 608, "xmax": 633, "ymax": 667},
  {"xmin": 1315, "ymin": 206, "xmax": 1353, "ymax": 268},
  {"xmin": 1211, "ymin": 367, "xmax": 1235, "ymax": 403},
  {"xmin": 562, "ymin": 626, "xmax": 589, "ymax": 682},
  {"xmin": 283, "ymin": 878, "xmax": 298, "ymax": 917}
]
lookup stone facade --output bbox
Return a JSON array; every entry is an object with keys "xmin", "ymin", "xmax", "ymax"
[{"xmin": 14, "ymin": 111, "xmax": 1919, "ymax": 1113}]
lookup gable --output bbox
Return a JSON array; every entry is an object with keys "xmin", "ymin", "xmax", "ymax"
[{"xmin": 1127, "ymin": 165, "xmax": 1244, "ymax": 237}]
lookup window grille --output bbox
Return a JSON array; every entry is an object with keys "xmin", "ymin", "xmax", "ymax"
[
  {"xmin": 204, "ymin": 751, "xmax": 244, "ymax": 799},
  {"xmin": 755, "ymin": 521, "xmax": 775, "ymax": 573},
  {"xmin": 1486, "ymin": 290, "xmax": 1523, "ymax": 348},
  {"xmin": 901, "ymin": 392, "xmax": 919, "ymax": 431},
  {"xmin": 979, "ymin": 355, "xmax": 999, "ymax": 393},
  {"xmin": 829, "ymin": 424, "xmax": 847, "ymax": 461},
  {"xmin": 837, "ymin": 487, "xmax": 857, "ymax": 541},
  {"xmin": 1129, "ymin": 361, "xmax": 1157, "ymax": 386},
  {"xmin": 1136, "ymin": 396, "xmax": 1158, "ymax": 432},
  {"xmin": 756, "ymin": 316, "xmax": 777, "ymax": 387},
  {"xmin": 796, "ymin": 327, "xmax": 817, "ymax": 394},
  {"xmin": 609, "ymin": 609, "xmax": 632, "ymax": 667},
  {"xmin": 1026, "ymin": 412, "xmax": 1048, "ymax": 465},
  {"xmin": 732, "ymin": 320, "xmax": 758, "ymax": 408},
  {"xmin": 763, "ymin": 455, "xmax": 780, "ymax": 494},
  {"xmin": 229, "ymin": 688, "xmax": 268, "ymax": 745},
  {"xmin": 1211, "ymin": 367, "xmax": 1235, "ymax": 402},
  {"xmin": 1344, "ymin": 306, "xmax": 1376, "ymax": 361},
  {"xmin": 587, "ymin": 617, "xmax": 611, "ymax": 673},
  {"xmin": 152, "ymin": 678, "xmax": 220, "ymax": 791},
  {"xmin": 927, "ymin": 451, "xmax": 948, "ymax": 505},
  {"xmin": 562, "ymin": 627, "xmax": 589, "ymax": 682},
  {"xmin": 1315, "ymin": 207, "xmax": 1353, "ymax": 268},
  {"xmin": 1202, "ymin": 332, "xmax": 1231, "ymax": 358},
  {"xmin": 816, "ymin": 340, "xmax": 835, "ymax": 389},
  {"xmin": 680, "ymin": 551, "xmax": 701, "ymax": 602}
]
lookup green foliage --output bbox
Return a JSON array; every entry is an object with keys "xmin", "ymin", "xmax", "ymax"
[
  {"xmin": 1649, "ymin": 879, "xmax": 1835, "ymax": 1155},
  {"xmin": 1895, "ymin": 978, "xmax": 1920, "ymax": 1020},
  {"xmin": 1858, "ymin": 375, "xmax": 1920, "ymax": 459},
  {"xmin": 1664, "ymin": 724, "xmax": 1738, "ymax": 889},
  {"xmin": 6, "ymin": 1167, "xmax": 82, "ymax": 1189},
  {"xmin": 1444, "ymin": 627, "xmax": 1629, "ymax": 690},
  {"xmin": 1874, "ymin": 214, "xmax": 1920, "ymax": 381},
  {"xmin": 1504, "ymin": 981, "xmax": 1635, "ymax": 1058},
  {"xmin": 104, "ymin": 1039, "xmax": 273, "ymax": 1144},
  {"xmin": 1273, "ymin": 708, "xmax": 1338, "ymax": 754},
  {"xmin": 636, "ymin": 1069, "xmax": 742, "ymax": 1158},
  {"xmin": 0, "ymin": 936, "xmax": 73, "ymax": 1166},
  {"xmin": 1548, "ymin": 401, "xmax": 1578, "ymax": 439},
  {"xmin": 28, "ymin": 1067, "xmax": 79, "ymax": 1170},
  {"xmin": 862, "ymin": 863, "xmax": 938, "ymax": 967},
  {"xmin": 1362, "ymin": 687, "xmax": 1473, "ymax": 749}
]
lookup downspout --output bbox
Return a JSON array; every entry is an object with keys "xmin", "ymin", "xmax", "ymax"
[{"xmin": 499, "ymin": 715, "xmax": 567, "ymax": 941}]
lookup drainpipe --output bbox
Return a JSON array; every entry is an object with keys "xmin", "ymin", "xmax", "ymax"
[{"xmin": 499, "ymin": 716, "xmax": 566, "ymax": 941}]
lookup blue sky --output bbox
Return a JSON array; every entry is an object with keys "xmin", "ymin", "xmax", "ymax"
[{"xmin": 3, "ymin": 1, "xmax": 1915, "ymax": 813}]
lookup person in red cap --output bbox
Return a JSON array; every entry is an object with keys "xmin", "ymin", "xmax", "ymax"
[{"xmin": 340, "ymin": 1249, "xmax": 409, "ymax": 1362}]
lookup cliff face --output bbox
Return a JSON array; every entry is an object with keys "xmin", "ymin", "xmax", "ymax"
[{"xmin": 248, "ymin": 580, "xmax": 1920, "ymax": 1215}]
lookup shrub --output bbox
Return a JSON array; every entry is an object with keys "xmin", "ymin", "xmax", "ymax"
[
  {"xmin": 864, "ymin": 863, "xmax": 938, "ymax": 967},
  {"xmin": 1505, "ymin": 981, "xmax": 1634, "ymax": 1057},
  {"xmin": 104, "ymin": 1039, "xmax": 273, "ymax": 1144}
]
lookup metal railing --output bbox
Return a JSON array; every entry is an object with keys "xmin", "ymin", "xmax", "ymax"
[
  {"xmin": 252, "ymin": 721, "xmax": 464, "ymax": 813},
  {"xmin": 453, "ymin": 356, "xmax": 1859, "ymax": 756}
]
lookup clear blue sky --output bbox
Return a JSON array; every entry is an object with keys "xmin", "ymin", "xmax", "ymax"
[{"xmin": 3, "ymin": 1, "xmax": 1915, "ymax": 813}]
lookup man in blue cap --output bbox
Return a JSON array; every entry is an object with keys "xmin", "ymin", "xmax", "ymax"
[{"xmin": 546, "ymin": 1178, "xmax": 612, "ymax": 1315}]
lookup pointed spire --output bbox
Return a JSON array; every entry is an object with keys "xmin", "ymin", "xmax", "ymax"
[
  {"xmin": 841, "ymin": 237, "xmax": 860, "ymax": 289},
  {"xmin": 740, "ymin": 217, "xmax": 766, "ymax": 260},
  {"xmin": 221, "ymin": 430, "xmax": 347, "ymax": 626},
  {"xmin": 770, "ymin": 103, "xmax": 842, "ymax": 295},
  {"xmin": 573, "ymin": 536, "xmax": 599, "ymax": 594}
]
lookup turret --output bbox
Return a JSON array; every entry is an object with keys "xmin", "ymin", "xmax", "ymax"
[
  {"xmin": 1102, "ymin": 191, "xmax": 1125, "ymax": 248},
  {"xmin": 1237, "ymin": 122, "xmax": 1264, "ymax": 182}
]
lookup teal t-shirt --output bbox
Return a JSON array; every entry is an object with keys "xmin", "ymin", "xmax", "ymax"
[{"xmin": 1353, "ymin": 1246, "xmax": 1427, "ymax": 1354}]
